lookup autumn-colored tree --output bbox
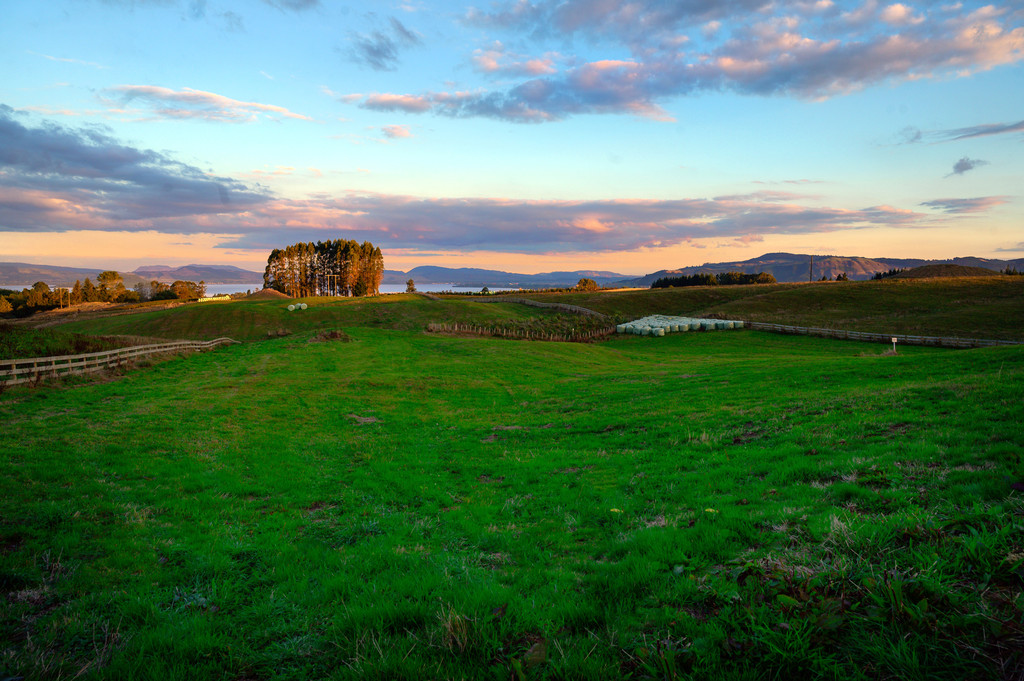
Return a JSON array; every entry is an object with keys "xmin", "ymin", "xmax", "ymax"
[
  {"xmin": 96, "ymin": 271, "xmax": 125, "ymax": 302},
  {"xmin": 264, "ymin": 239, "xmax": 384, "ymax": 297},
  {"xmin": 81, "ymin": 278, "xmax": 97, "ymax": 302}
]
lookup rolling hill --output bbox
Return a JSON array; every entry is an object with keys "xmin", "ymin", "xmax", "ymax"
[{"xmin": 615, "ymin": 252, "xmax": 1024, "ymax": 286}]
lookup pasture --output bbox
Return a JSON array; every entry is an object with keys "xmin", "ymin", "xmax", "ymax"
[{"xmin": 1, "ymin": 280, "xmax": 1023, "ymax": 679}]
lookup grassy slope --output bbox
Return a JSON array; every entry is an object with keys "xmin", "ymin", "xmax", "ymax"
[
  {"xmin": 516, "ymin": 277, "xmax": 1024, "ymax": 341},
  {"xmin": 50, "ymin": 294, "xmax": 564, "ymax": 342},
  {"xmin": 2, "ymin": 319, "xmax": 1023, "ymax": 679},
  {"xmin": 0, "ymin": 325, "xmax": 138, "ymax": 361}
]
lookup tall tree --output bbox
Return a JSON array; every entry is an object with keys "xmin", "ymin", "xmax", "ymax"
[
  {"xmin": 96, "ymin": 271, "xmax": 125, "ymax": 302},
  {"xmin": 81, "ymin": 278, "xmax": 97, "ymax": 302},
  {"xmin": 264, "ymin": 239, "xmax": 384, "ymax": 297}
]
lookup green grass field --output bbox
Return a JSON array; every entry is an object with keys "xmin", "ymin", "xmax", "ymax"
[
  {"xmin": 2, "ymin": 282, "xmax": 1023, "ymax": 679},
  {"xmin": 521, "ymin": 276, "xmax": 1024, "ymax": 341}
]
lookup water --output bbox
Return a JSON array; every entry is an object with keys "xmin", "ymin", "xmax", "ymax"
[
  {"xmin": 378, "ymin": 283, "xmax": 522, "ymax": 294},
  {"xmin": 2, "ymin": 283, "xmax": 525, "ymax": 296}
]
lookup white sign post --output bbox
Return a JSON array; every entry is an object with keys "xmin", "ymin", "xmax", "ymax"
[{"xmin": 891, "ymin": 337, "xmax": 898, "ymax": 353}]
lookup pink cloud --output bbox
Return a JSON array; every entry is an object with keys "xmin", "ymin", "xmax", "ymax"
[
  {"xmin": 472, "ymin": 42, "xmax": 558, "ymax": 76},
  {"xmin": 381, "ymin": 124, "xmax": 413, "ymax": 139},
  {"xmin": 361, "ymin": 93, "xmax": 433, "ymax": 112},
  {"xmin": 102, "ymin": 85, "xmax": 313, "ymax": 122}
]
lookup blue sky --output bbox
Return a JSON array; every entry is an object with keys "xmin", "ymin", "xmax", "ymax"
[{"xmin": 1, "ymin": 0, "xmax": 1021, "ymax": 275}]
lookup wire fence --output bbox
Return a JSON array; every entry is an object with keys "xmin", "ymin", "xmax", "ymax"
[
  {"xmin": 426, "ymin": 322, "xmax": 616, "ymax": 343},
  {"xmin": 0, "ymin": 337, "xmax": 240, "ymax": 386},
  {"xmin": 745, "ymin": 322, "xmax": 1021, "ymax": 349}
]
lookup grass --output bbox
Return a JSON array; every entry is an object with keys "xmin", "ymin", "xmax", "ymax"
[
  {"xmin": 0, "ymin": 324, "xmax": 145, "ymax": 361},
  {"xmin": 48, "ymin": 294, "xmax": 576, "ymax": 343},
  {"xmin": 2, "ymin": 296, "xmax": 1023, "ymax": 679},
  {"xmin": 517, "ymin": 276, "xmax": 1024, "ymax": 341}
]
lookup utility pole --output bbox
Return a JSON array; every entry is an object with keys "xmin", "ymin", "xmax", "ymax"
[{"xmin": 809, "ymin": 255, "xmax": 813, "ymax": 283}]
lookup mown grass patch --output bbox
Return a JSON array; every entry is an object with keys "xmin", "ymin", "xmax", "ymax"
[{"xmin": 2, "ymin": 327, "xmax": 1022, "ymax": 679}]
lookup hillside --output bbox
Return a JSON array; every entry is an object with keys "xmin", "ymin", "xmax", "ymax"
[
  {"xmin": 616, "ymin": 252, "xmax": 1024, "ymax": 286},
  {"xmin": 0, "ymin": 262, "xmax": 147, "ymax": 288},
  {"xmin": 133, "ymin": 264, "xmax": 264, "ymax": 284},
  {"xmin": 504, "ymin": 276, "xmax": 1024, "ymax": 341},
  {"xmin": 0, "ymin": 262, "xmax": 264, "ymax": 288},
  {"xmin": 893, "ymin": 264, "xmax": 1001, "ymax": 279},
  {"xmin": 38, "ymin": 275, "xmax": 1024, "ymax": 344}
]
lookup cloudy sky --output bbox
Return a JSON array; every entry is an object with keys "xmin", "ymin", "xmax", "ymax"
[{"xmin": 1, "ymin": 0, "xmax": 1021, "ymax": 275}]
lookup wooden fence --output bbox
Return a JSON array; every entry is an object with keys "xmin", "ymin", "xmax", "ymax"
[
  {"xmin": 745, "ymin": 322, "xmax": 1021, "ymax": 349},
  {"xmin": 0, "ymin": 337, "xmax": 240, "ymax": 386},
  {"xmin": 426, "ymin": 322, "xmax": 616, "ymax": 343}
]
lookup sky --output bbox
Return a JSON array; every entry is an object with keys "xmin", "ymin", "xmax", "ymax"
[{"xmin": 1, "ymin": 0, "xmax": 1022, "ymax": 276}]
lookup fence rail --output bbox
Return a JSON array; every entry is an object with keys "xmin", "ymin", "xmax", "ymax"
[
  {"xmin": 745, "ymin": 322, "xmax": 1021, "ymax": 349},
  {"xmin": 426, "ymin": 322, "xmax": 615, "ymax": 343},
  {"xmin": 0, "ymin": 337, "xmax": 240, "ymax": 386}
]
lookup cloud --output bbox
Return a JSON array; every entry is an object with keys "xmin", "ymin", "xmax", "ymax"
[
  {"xmin": 441, "ymin": 0, "xmax": 1024, "ymax": 122},
  {"xmin": 361, "ymin": 93, "xmax": 434, "ymax": 113},
  {"xmin": 100, "ymin": 85, "xmax": 312, "ymax": 122},
  {"xmin": 211, "ymin": 194, "xmax": 935, "ymax": 253},
  {"xmin": 381, "ymin": 124, "xmax": 413, "ymax": 139},
  {"xmin": 347, "ymin": 17, "xmax": 422, "ymax": 71},
  {"xmin": 934, "ymin": 119, "xmax": 1024, "ymax": 141},
  {"xmin": 899, "ymin": 119, "xmax": 1024, "ymax": 144},
  {"xmin": 355, "ymin": 59, "xmax": 674, "ymax": 122},
  {"xmin": 0, "ymin": 107, "xmax": 946, "ymax": 255},
  {"xmin": 472, "ymin": 42, "xmax": 557, "ymax": 77},
  {"xmin": 28, "ymin": 51, "xmax": 107, "ymax": 69},
  {"xmin": 920, "ymin": 196, "xmax": 1009, "ymax": 213},
  {"xmin": 262, "ymin": 0, "xmax": 319, "ymax": 11},
  {"xmin": 0, "ymin": 105, "xmax": 269, "ymax": 230},
  {"xmin": 879, "ymin": 3, "xmax": 924, "ymax": 25},
  {"xmin": 947, "ymin": 156, "xmax": 988, "ymax": 176},
  {"xmin": 995, "ymin": 242, "xmax": 1024, "ymax": 253}
]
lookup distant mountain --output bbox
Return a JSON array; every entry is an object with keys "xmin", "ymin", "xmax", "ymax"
[
  {"xmin": 0, "ymin": 261, "xmax": 265, "ymax": 288},
  {"xmin": 133, "ymin": 264, "xmax": 264, "ymax": 284},
  {"xmin": 615, "ymin": 252, "xmax": 1024, "ymax": 287},
  {"xmin": 0, "ymin": 262, "xmax": 147, "ymax": 288},
  {"xmin": 383, "ymin": 266, "xmax": 631, "ymax": 288}
]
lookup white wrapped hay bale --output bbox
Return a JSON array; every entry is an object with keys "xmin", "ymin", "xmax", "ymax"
[{"xmin": 287, "ymin": 304, "xmax": 295, "ymax": 311}]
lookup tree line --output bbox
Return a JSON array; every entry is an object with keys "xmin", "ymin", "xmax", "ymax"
[
  {"xmin": 0, "ymin": 272, "xmax": 206, "ymax": 317},
  {"xmin": 650, "ymin": 271, "xmax": 777, "ymax": 288},
  {"xmin": 263, "ymin": 240, "xmax": 384, "ymax": 297}
]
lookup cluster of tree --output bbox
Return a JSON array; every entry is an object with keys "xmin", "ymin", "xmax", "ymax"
[
  {"xmin": 650, "ymin": 271, "xmax": 777, "ymax": 289},
  {"xmin": 575, "ymin": 278, "xmax": 600, "ymax": 291},
  {"xmin": 263, "ymin": 240, "xmax": 384, "ymax": 297},
  {"xmin": 1001, "ymin": 267, "xmax": 1023, "ymax": 276},
  {"xmin": 873, "ymin": 268, "xmax": 908, "ymax": 280},
  {"xmin": 133, "ymin": 279, "xmax": 206, "ymax": 302},
  {"xmin": 0, "ymin": 272, "xmax": 207, "ymax": 317}
]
